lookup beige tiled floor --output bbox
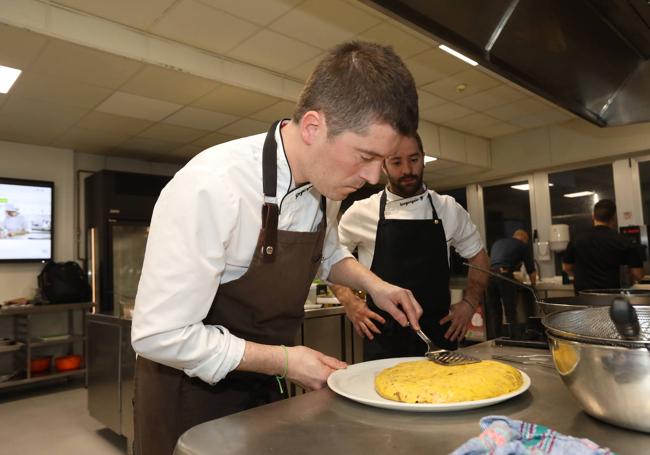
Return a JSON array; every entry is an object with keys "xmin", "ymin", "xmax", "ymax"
[{"xmin": 0, "ymin": 382, "xmax": 125, "ymax": 455}]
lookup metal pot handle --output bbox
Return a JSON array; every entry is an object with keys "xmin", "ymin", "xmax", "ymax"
[
  {"xmin": 464, "ymin": 262, "xmax": 541, "ymax": 303},
  {"xmin": 609, "ymin": 298, "xmax": 641, "ymax": 340}
]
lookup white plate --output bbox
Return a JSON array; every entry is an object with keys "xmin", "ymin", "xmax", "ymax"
[{"xmin": 327, "ymin": 356, "xmax": 531, "ymax": 412}]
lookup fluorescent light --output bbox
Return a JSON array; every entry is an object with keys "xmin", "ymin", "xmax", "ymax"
[
  {"xmin": 511, "ymin": 183, "xmax": 530, "ymax": 191},
  {"xmin": 438, "ymin": 45, "xmax": 478, "ymax": 66},
  {"xmin": 0, "ymin": 65, "xmax": 21, "ymax": 93},
  {"xmin": 510, "ymin": 183, "xmax": 554, "ymax": 191},
  {"xmin": 424, "ymin": 155, "xmax": 437, "ymax": 164},
  {"xmin": 564, "ymin": 191, "xmax": 594, "ymax": 198}
]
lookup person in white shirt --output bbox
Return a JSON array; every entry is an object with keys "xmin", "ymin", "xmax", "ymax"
[
  {"xmin": 332, "ymin": 133, "xmax": 489, "ymax": 360},
  {"xmin": 132, "ymin": 41, "xmax": 423, "ymax": 455},
  {"xmin": 2, "ymin": 203, "xmax": 29, "ymax": 237}
]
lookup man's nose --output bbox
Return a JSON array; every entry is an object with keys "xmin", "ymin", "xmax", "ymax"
[
  {"xmin": 401, "ymin": 160, "xmax": 414, "ymax": 175},
  {"xmin": 360, "ymin": 161, "xmax": 383, "ymax": 185}
]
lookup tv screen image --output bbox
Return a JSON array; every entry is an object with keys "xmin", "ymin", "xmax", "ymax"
[{"xmin": 0, "ymin": 177, "xmax": 53, "ymax": 262}]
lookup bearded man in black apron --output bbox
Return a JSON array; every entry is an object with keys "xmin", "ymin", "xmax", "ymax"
[
  {"xmin": 333, "ymin": 133, "xmax": 490, "ymax": 360},
  {"xmin": 131, "ymin": 41, "xmax": 424, "ymax": 455}
]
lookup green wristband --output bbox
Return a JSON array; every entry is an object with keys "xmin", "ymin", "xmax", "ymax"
[{"xmin": 275, "ymin": 344, "xmax": 289, "ymax": 395}]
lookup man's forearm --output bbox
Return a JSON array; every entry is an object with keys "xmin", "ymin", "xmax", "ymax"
[
  {"xmin": 237, "ymin": 341, "xmax": 285, "ymax": 376},
  {"xmin": 329, "ymin": 283, "xmax": 358, "ymax": 308},
  {"xmin": 464, "ymin": 249, "xmax": 489, "ymax": 307},
  {"xmin": 328, "ymin": 257, "xmax": 383, "ymax": 294}
]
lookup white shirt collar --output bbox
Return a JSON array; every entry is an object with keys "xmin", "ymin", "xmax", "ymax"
[
  {"xmin": 274, "ymin": 119, "xmax": 297, "ymax": 196},
  {"xmin": 385, "ymin": 184, "xmax": 428, "ymax": 204}
]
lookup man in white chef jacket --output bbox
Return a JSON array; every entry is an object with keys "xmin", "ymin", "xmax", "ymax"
[
  {"xmin": 132, "ymin": 41, "xmax": 424, "ymax": 455},
  {"xmin": 2, "ymin": 203, "xmax": 29, "ymax": 237},
  {"xmin": 331, "ymin": 133, "xmax": 489, "ymax": 360}
]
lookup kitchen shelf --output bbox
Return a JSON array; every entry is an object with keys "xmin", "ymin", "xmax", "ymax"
[
  {"xmin": 0, "ymin": 302, "xmax": 91, "ymax": 392},
  {"xmin": 0, "ymin": 341, "xmax": 24, "ymax": 354},
  {"xmin": 31, "ymin": 335, "xmax": 86, "ymax": 348},
  {"xmin": 0, "ymin": 303, "xmax": 92, "ymax": 316},
  {"xmin": 0, "ymin": 369, "xmax": 86, "ymax": 390}
]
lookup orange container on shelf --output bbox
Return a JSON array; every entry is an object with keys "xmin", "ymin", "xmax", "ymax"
[
  {"xmin": 30, "ymin": 356, "xmax": 52, "ymax": 374},
  {"xmin": 55, "ymin": 355, "xmax": 82, "ymax": 372}
]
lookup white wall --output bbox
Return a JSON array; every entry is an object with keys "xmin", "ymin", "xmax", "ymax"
[{"xmin": 0, "ymin": 140, "xmax": 181, "ymax": 303}]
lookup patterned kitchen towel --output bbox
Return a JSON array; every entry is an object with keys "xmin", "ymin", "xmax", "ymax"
[{"xmin": 450, "ymin": 415, "xmax": 616, "ymax": 455}]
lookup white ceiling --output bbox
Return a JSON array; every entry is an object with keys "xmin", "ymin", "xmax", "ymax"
[{"xmin": 0, "ymin": 0, "xmax": 575, "ymax": 165}]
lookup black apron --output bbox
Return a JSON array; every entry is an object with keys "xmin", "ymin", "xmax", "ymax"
[
  {"xmin": 364, "ymin": 190, "xmax": 454, "ymax": 361},
  {"xmin": 134, "ymin": 120, "xmax": 327, "ymax": 455}
]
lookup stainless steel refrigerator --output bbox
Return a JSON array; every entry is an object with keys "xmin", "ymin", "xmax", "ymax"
[{"xmin": 85, "ymin": 170, "xmax": 170, "ymax": 316}]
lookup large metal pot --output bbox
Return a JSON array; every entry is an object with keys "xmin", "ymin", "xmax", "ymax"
[
  {"xmin": 540, "ymin": 290, "xmax": 650, "ymax": 315},
  {"xmin": 579, "ymin": 289, "xmax": 650, "ymax": 306},
  {"xmin": 544, "ymin": 306, "xmax": 650, "ymax": 433}
]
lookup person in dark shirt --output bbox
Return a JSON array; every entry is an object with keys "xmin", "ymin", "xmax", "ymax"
[
  {"xmin": 562, "ymin": 199, "xmax": 644, "ymax": 293},
  {"xmin": 485, "ymin": 229, "xmax": 537, "ymax": 339}
]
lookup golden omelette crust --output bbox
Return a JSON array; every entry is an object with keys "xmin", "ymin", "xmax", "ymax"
[{"xmin": 375, "ymin": 360, "xmax": 523, "ymax": 404}]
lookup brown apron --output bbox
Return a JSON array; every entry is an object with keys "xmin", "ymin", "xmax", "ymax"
[{"xmin": 134, "ymin": 120, "xmax": 327, "ymax": 455}]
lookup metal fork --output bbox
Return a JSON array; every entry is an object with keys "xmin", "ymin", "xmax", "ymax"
[{"xmin": 415, "ymin": 329, "xmax": 480, "ymax": 365}]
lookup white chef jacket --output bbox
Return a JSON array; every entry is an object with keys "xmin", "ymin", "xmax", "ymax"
[
  {"xmin": 132, "ymin": 122, "xmax": 351, "ymax": 385},
  {"xmin": 338, "ymin": 187, "xmax": 483, "ymax": 268},
  {"xmin": 3, "ymin": 214, "xmax": 28, "ymax": 233}
]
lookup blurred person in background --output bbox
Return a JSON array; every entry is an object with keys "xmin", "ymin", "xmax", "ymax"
[
  {"xmin": 485, "ymin": 229, "xmax": 536, "ymax": 339},
  {"xmin": 563, "ymin": 199, "xmax": 644, "ymax": 292}
]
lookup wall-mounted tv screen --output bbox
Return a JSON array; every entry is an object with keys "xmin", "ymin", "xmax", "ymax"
[{"xmin": 0, "ymin": 177, "xmax": 54, "ymax": 262}]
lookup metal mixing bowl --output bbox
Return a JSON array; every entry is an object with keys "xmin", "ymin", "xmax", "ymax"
[
  {"xmin": 579, "ymin": 289, "xmax": 650, "ymax": 306},
  {"xmin": 547, "ymin": 333, "xmax": 650, "ymax": 433},
  {"xmin": 539, "ymin": 290, "xmax": 650, "ymax": 315},
  {"xmin": 544, "ymin": 306, "xmax": 650, "ymax": 433}
]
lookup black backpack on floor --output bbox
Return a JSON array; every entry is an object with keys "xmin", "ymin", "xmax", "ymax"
[{"xmin": 38, "ymin": 261, "xmax": 91, "ymax": 304}]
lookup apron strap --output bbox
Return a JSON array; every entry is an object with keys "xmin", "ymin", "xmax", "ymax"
[
  {"xmin": 379, "ymin": 190, "xmax": 387, "ymax": 222},
  {"xmin": 311, "ymin": 196, "xmax": 327, "ymax": 263},
  {"xmin": 261, "ymin": 120, "xmax": 281, "ymax": 263}
]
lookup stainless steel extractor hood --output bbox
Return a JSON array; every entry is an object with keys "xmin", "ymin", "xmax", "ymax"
[{"xmin": 366, "ymin": 0, "xmax": 650, "ymax": 127}]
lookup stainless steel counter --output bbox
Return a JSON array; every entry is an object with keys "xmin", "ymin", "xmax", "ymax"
[{"xmin": 174, "ymin": 342, "xmax": 649, "ymax": 455}]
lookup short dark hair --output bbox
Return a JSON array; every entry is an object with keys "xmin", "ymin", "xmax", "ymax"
[
  {"xmin": 293, "ymin": 41, "xmax": 418, "ymax": 138},
  {"xmin": 413, "ymin": 132, "xmax": 424, "ymax": 155},
  {"xmin": 594, "ymin": 199, "xmax": 616, "ymax": 222}
]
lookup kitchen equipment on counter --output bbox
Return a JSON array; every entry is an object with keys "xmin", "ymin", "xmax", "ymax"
[
  {"xmin": 30, "ymin": 356, "xmax": 52, "ymax": 375},
  {"xmin": 465, "ymin": 261, "xmax": 650, "ymax": 316},
  {"xmin": 415, "ymin": 329, "xmax": 480, "ymax": 365},
  {"xmin": 464, "ymin": 262, "xmax": 546, "ymax": 343},
  {"xmin": 543, "ymin": 304, "xmax": 650, "ymax": 432},
  {"xmin": 55, "ymin": 354, "xmax": 82, "ymax": 372},
  {"xmin": 549, "ymin": 224, "xmax": 570, "ymax": 251}
]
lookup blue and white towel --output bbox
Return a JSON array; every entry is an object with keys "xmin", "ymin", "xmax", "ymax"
[{"xmin": 450, "ymin": 416, "xmax": 616, "ymax": 455}]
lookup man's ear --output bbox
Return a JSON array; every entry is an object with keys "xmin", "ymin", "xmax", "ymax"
[
  {"xmin": 299, "ymin": 111, "xmax": 323, "ymax": 146},
  {"xmin": 381, "ymin": 161, "xmax": 388, "ymax": 176}
]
